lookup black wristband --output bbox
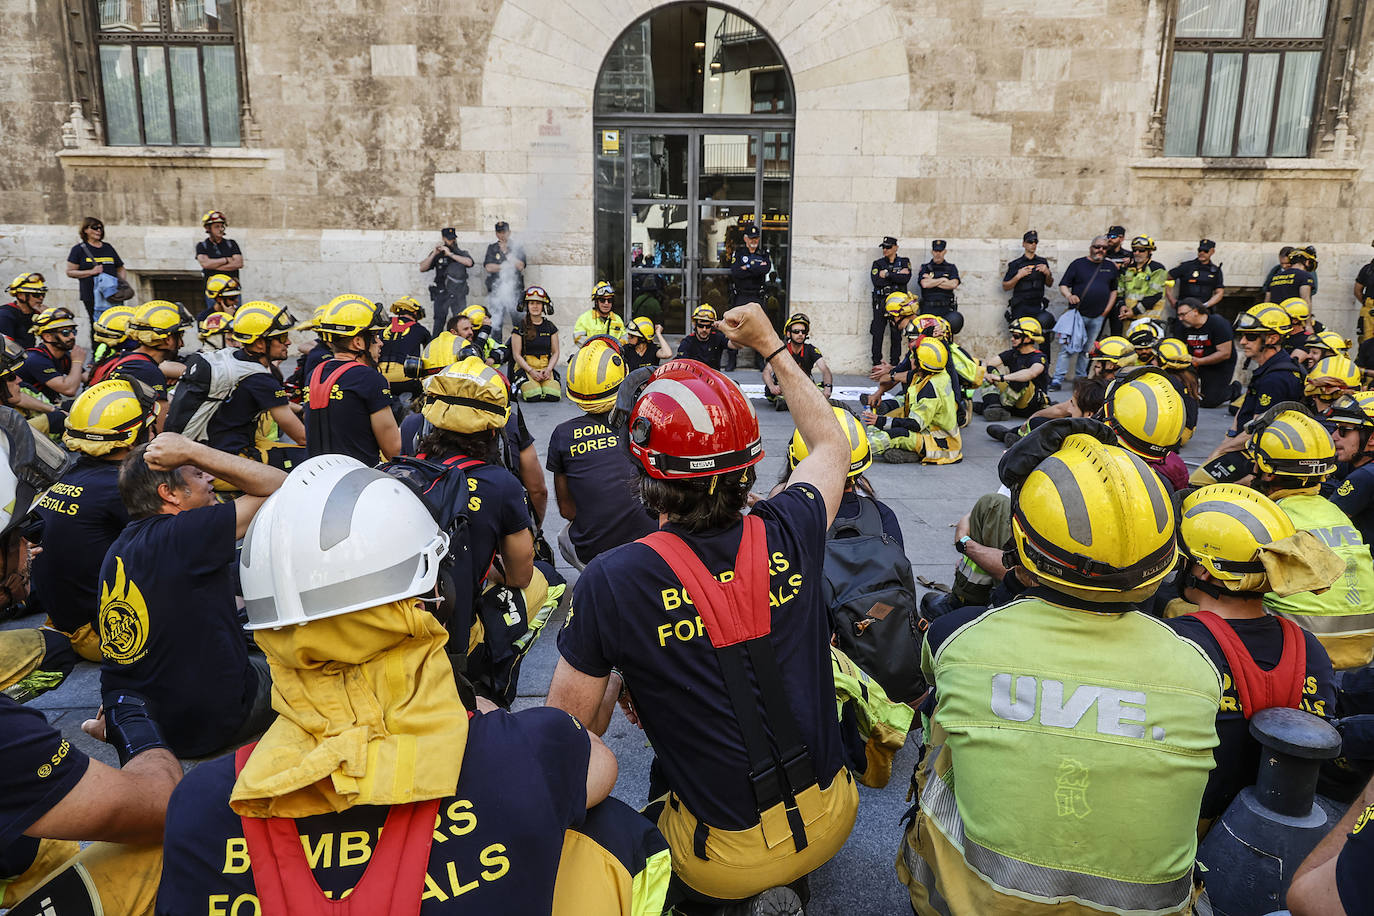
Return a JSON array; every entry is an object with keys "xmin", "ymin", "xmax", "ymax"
[
  {"xmin": 765, "ymin": 343, "xmax": 788, "ymax": 363},
  {"xmin": 102, "ymin": 690, "xmax": 169, "ymax": 766}
]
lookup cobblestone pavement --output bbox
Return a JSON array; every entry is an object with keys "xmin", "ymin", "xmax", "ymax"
[{"xmin": 4, "ymin": 370, "xmax": 1236, "ymax": 914}]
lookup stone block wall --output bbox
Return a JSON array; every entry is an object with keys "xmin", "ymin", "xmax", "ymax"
[{"xmin": 0, "ymin": 0, "xmax": 1369, "ymax": 369}]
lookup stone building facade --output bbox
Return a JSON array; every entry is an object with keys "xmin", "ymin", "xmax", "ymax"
[{"xmin": 1, "ymin": 0, "xmax": 1370, "ymax": 369}]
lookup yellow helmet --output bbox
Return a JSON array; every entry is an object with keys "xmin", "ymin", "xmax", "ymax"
[
  {"xmin": 92, "ymin": 304, "xmax": 136, "ymax": 346},
  {"xmin": 421, "ymin": 357, "xmax": 511, "ymax": 433},
  {"xmin": 1305, "ymin": 356, "xmax": 1362, "ymax": 397},
  {"xmin": 1245, "ymin": 405, "xmax": 1336, "ymax": 479},
  {"xmin": 914, "ymin": 336, "xmax": 949, "ymax": 374},
  {"xmin": 7, "ymin": 272, "xmax": 48, "ymax": 297},
  {"xmin": 1090, "ymin": 336, "xmax": 1134, "ymax": 365},
  {"xmin": 788, "ymin": 406, "xmax": 871, "ymax": 478},
  {"xmin": 316, "ymin": 294, "xmax": 386, "ymax": 340},
  {"xmin": 691, "ymin": 304, "xmax": 717, "ymax": 324},
  {"xmin": 565, "ymin": 337, "xmax": 626, "ymax": 413},
  {"xmin": 205, "ymin": 273, "xmax": 241, "ymax": 301},
  {"xmin": 460, "ymin": 304, "xmax": 490, "ymax": 330},
  {"xmin": 1156, "ymin": 338, "xmax": 1192, "ymax": 371},
  {"xmin": 784, "ymin": 312, "xmax": 810, "ymax": 336},
  {"xmin": 31, "ymin": 306, "xmax": 79, "ymax": 335},
  {"xmin": 1130, "ymin": 235, "xmax": 1156, "ymax": 251},
  {"xmin": 391, "ymin": 295, "xmax": 425, "ymax": 319},
  {"xmin": 229, "ymin": 301, "xmax": 294, "ymax": 346},
  {"xmin": 1180, "ymin": 484, "xmax": 1297, "ymax": 593},
  {"xmin": 197, "ymin": 310, "xmax": 232, "ymax": 348},
  {"xmin": 62, "ymin": 376, "xmax": 158, "ymax": 455},
  {"xmin": 1330, "ymin": 391, "xmax": 1374, "ymax": 432},
  {"xmin": 127, "ymin": 300, "xmax": 192, "ymax": 346},
  {"xmin": 1126, "ymin": 317, "xmax": 1165, "ymax": 350},
  {"xmin": 1009, "ymin": 316, "xmax": 1044, "ymax": 343},
  {"xmin": 625, "ymin": 316, "xmax": 655, "ymax": 342},
  {"xmin": 1234, "ymin": 303, "xmax": 1293, "ymax": 338},
  {"xmin": 293, "ymin": 302, "xmax": 328, "ymax": 332},
  {"xmin": 1310, "ymin": 330, "xmax": 1351, "ymax": 357},
  {"xmin": 1012, "ymin": 434, "xmax": 1178, "ymax": 602},
  {"xmin": 591, "ymin": 281, "xmax": 616, "ymax": 301},
  {"xmin": 1280, "ymin": 297, "xmax": 1311, "ymax": 323},
  {"xmin": 1102, "ymin": 368, "xmax": 1186, "ymax": 460},
  {"xmin": 883, "ymin": 292, "xmax": 916, "ymax": 320},
  {"xmin": 200, "ymin": 209, "xmax": 227, "ymax": 227},
  {"xmin": 0, "ymin": 339, "xmax": 25, "ymax": 380}
]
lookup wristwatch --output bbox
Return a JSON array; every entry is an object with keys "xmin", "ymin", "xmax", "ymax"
[{"xmin": 955, "ymin": 535, "xmax": 972, "ymax": 555}]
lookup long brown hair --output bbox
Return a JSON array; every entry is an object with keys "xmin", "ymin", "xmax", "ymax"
[{"xmin": 79, "ymin": 216, "xmax": 104, "ymax": 243}]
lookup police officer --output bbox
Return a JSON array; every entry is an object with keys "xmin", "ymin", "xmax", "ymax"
[
  {"xmin": 1003, "ymin": 230, "xmax": 1054, "ymax": 317},
  {"xmin": 1230, "ymin": 303, "xmax": 1304, "ymax": 436},
  {"xmin": 870, "ymin": 236, "xmax": 912, "ymax": 366},
  {"xmin": 550, "ymin": 303, "xmax": 858, "ymax": 909},
  {"xmin": 897, "ymin": 421, "xmax": 1220, "ymax": 915},
  {"xmin": 726, "ymin": 222, "xmax": 771, "ymax": 371},
  {"xmin": 420, "ymin": 227, "xmax": 474, "ymax": 337},
  {"xmin": 917, "ymin": 239, "xmax": 960, "ymax": 318},
  {"xmin": 155, "ymin": 455, "xmax": 629, "ymax": 916},
  {"xmin": 1167, "ymin": 239, "xmax": 1225, "ymax": 311},
  {"xmin": 1102, "ymin": 224, "xmax": 1130, "ymax": 271},
  {"xmin": 1354, "ymin": 240, "xmax": 1374, "ymax": 344}
]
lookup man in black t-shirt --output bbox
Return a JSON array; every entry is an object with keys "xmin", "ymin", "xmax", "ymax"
[
  {"xmin": 194, "ymin": 210, "xmax": 243, "ymax": 282},
  {"xmin": 548, "ymin": 338, "xmax": 657, "ymax": 570},
  {"xmin": 1052, "ymin": 238, "xmax": 1120, "ymax": 387},
  {"xmin": 550, "ymin": 304, "xmax": 857, "ymax": 907},
  {"xmin": 1289, "ymin": 772, "xmax": 1374, "ymax": 913},
  {"xmin": 1003, "ymin": 230, "xmax": 1056, "ymax": 363},
  {"xmin": 0, "ymin": 273, "xmax": 46, "ymax": 349},
  {"xmin": 762, "ymin": 312, "xmax": 832, "ymax": 409},
  {"xmin": 1173, "ymin": 297, "xmax": 1236, "ymax": 408},
  {"xmin": 1264, "ymin": 257, "xmax": 1314, "ymax": 306},
  {"xmin": 100, "ymin": 434, "xmax": 285, "ymax": 759},
  {"xmin": 1167, "ymin": 239, "xmax": 1225, "ymax": 311},
  {"xmin": 676, "ymin": 304, "xmax": 739, "ymax": 369},
  {"xmin": 305, "ymin": 295, "xmax": 401, "ymax": 467},
  {"xmin": 20, "ymin": 307, "xmax": 85, "ymax": 403},
  {"xmin": 917, "ymin": 239, "xmax": 960, "ymax": 317},
  {"xmin": 979, "ymin": 317, "xmax": 1049, "ymax": 421}
]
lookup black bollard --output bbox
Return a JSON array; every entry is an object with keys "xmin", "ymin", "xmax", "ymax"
[{"xmin": 1197, "ymin": 707, "xmax": 1343, "ymax": 915}]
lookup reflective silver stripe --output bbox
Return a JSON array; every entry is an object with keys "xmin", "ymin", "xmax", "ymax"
[
  {"xmin": 1273, "ymin": 609, "xmax": 1374, "ymax": 634},
  {"xmin": 1265, "ymin": 419, "xmax": 1302, "ymax": 452},
  {"xmin": 1133, "ymin": 379, "xmax": 1160, "ymax": 437},
  {"xmin": 1123, "ymin": 448, "xmax": 1171, "ymax": 532},
  {"xmin": 900, "ymin": 841, "xmax": 953, "ymax": 916},
  {"xmin": 642, "ymin": 378, "xmax": 715, "ymax": 434},
  {"xmin": 921, "ymin": 764, "xmax": 1192, "ymax": 913},
  {"xmin": 319, "ymin": 467, "xmax": 389, "ymax": 551},
  {"xmin": 1183, "ymin": 499, "xmax": 1275, "ymax": 544},
  {"xmin": 243, "ymin": 554, "xmax": 424, "ymax": 624},
  {"xmin": 593, "ymin": 345, "xmax": 616, "ymax": 386},
  {"xmin": 1039, "ymin": 455, "xmax": 1092, "ymax": 546},
  {"xmin": 84, "ymin": 389, "xmax": 136, "ymax": 425}
]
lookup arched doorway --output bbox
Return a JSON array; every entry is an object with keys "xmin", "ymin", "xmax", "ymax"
[{"xmin": 594, "ymin": 4, "xmax": 795, "ymax": 335}]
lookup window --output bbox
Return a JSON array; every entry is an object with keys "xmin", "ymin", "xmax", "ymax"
[
  {"xmin": 1163, "ymin": 0, "xmax": 1331, "ymax": 157},
  {"xmin": 93, "ymin": 0, "xmax": 242, "ymax": 147}
]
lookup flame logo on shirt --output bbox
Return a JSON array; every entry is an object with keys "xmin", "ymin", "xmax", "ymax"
[{"xmin": 99, "ymin": 556, "xmax": 150, "ymax": 664}]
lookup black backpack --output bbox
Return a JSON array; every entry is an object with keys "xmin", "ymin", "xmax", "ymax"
[
  {"xmin": 379, "ymin": 455, "xmax": 482, "ymax": 670},
  {"xmin": 821, "ymin": 496, "xmax": 925, "ymax": 703}
]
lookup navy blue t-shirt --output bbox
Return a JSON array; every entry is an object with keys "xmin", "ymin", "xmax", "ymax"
[
  {"xmin": 154, "ymin": 707, "xmax": 590, "ymax": 916},
  {"xmin": 379, "ymin": 319, "xmax": 433, "ymax": 367},
  {"xmin": 206, "ymin": 353, "xmax": 287, "ymax": 456},
  {"xmin": 999, "ymin": 346, "xmax": 1049, "ymax": 395},
  {"xmin": 1165, "ymin": 614, "xmax": 1334, "ymax": 819},
  {"xmin": 98, "ymin": 501, "xmax": 257, "ymax": 758},
  {"xmin": 417, "ymin": 458, "xmax": 531, "ymax": 602},
  {"xmin": 0, "ymin": 304, "xmax": 35, "ymax": 349},
  {"xmin": 1263, "ymin": 267, "xmax": 1314, "ymax": 303},
  {"xmin": 0, "ymin": 697, "xmax": 90, "ymax": 852},
  {"xmin": 18, "ymin": 346, "xmax": 71, "ymax": 397},
  {"xmin": 195, "ymin": 236, "xmax": 242, "ymax": 281},
  {"xmin": 1234, "ymin": 349, "xmax": 1304, "ymax": 432},
  {"xmin": 621, "ymin": 342, "xmax": 662, "ymax": 374},
  {"xmin": 304, "ymin": 358, "xmax": 393, "ymax": 467},
  {"xmin": 1338, "ymin": 800, "xmax": 1374, "ymax": 913},
  {"xmin": 1059, "ymin": 256, "xmax": 1119, "ymax": 318},
  {"xmin": 301, "ymin": 342, "xmax": 331, "ymax": 382},
  {"xmin": 546, "ymin": 414, "xmax": 657, "ymax": 563},
  {"xmin": 103, "ymin": 350, "xmax": 168, "ymax": 401},
  {"xmin": 557, "ymin": 483, "xmax": 845, "ymax": 830},
  {"xmin": 31, "ymin": 458, "xmax": 128, "ymax": 634},
  {"xmin": 67, "ymin": 242, "xmax": 124, "ymax": 306},
  {"xmin": 1330, "ymin": 463, "xmax": 1374, "ymax": 555},
  {"xmin": 676, "ymin": 331, "xmax": 730, "ymax": 370}
]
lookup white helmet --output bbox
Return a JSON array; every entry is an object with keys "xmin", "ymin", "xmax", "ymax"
[{"xmin": 240, "ymin": 455, "xmax": 448, "ymax": 630}]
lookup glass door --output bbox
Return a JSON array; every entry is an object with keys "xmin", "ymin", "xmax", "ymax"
[{"xmin": 598, "ymin": 123, "xmax": 792, "ymax": 336}]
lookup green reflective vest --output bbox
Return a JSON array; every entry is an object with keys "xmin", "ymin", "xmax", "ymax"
[
  {"xmin": 917, "ymin": 596, "xmax": 1220, "ymax": 914},
  {"xmin": 904, "ymin": 369, "xmax": 958, "ymax": 435},
  {"xmin": 1266, "ymin": 492, "xmax": 1374, "ymax": 670}
]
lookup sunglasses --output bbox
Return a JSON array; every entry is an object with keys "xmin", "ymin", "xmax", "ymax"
[
  {"xmin": 694, "ymin": 322, "xmax": 714, "ymax": 329},
  {"xmin": 789, "ymin": 328, "xmax": 806, "ymax": 334},
  {"xmin": 595, "ymin": 296, "xmax": 614, "ymax": 303},
  {"xmin": 1238, "ymin": 332, "xmax": 1267, "ymax": 340},
  {"xmin": 91, "ymin": 226, "xmax": 104, "ymax": 231},
  {"xmin": 54, "ymin": 329, "xmax": 76, "ymax": 337},
  {"xmin": 1090, "ymin": 245, "xmax": 1108, "ymax": 251},
  {"xmin": 28, "ymin": 292, "xmax": 46, "ymax": 299}
]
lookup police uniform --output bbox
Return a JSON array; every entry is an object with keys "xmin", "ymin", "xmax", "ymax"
[
  {"xmin": 1004, "ymin": 256, "xmax": 1053, "ymax": 321},
  {"xmin": 1168, "ymin": 256, "xmax": 1224, "ymax": 304},
  {"xmin": 917, "ymin": 246, "xmax": 959, "ymax": 318},
  {"xmin": 1233, "ymin": 349, "xmax": 1303, "ymax": 432},
  {"xmin": 870, "ymin": 238, "xmax": 911, "ymax": 365},
  {"xmin": 728, "ymin": 241, "xmax": 771, "ymax": 307}
]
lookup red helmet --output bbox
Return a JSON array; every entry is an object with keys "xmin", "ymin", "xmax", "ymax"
[{"xmin": 627, "ymin": 360, "xmax": 763, "ymax": 479}]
